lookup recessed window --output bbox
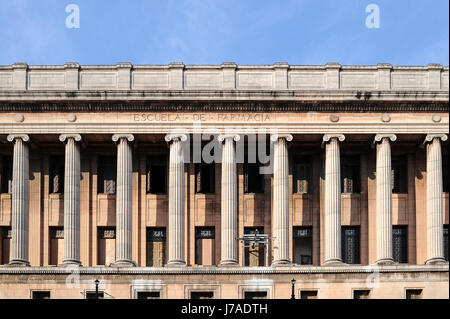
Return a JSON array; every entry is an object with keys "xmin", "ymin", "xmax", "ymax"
[
  {"xmin": 342, "ymin": 227, "xmax": 360, "ymax": 264},
  {"xmin": 146, "ymin": 228, "xmax": 166, "ymax": 267},
  {"xmin": 244, "ymin": 291, "xmax": 267, "ymax": 299},
  {"xmin": 293, "ymin": 227, "xmax": 312, "ymax": 265},
  {"xmin": 300, "ymin": 291, "xmax": 318, "ymax": 299},
  {"xmin": 50, "ymin": 156, "xmax": 64, "ymax": 194},
  {"xmin": 244, "ymin": 163, "xmax": 264, "ymax": 194},
  {"xmin": 195, "ymin": 227, "xmax": 215, "ymax": 266},
  {"xmin": 443, "ymin": 154, "xmax": 449, "ymax": 193},
  {"xmin": 406, "ymin": 289, "xmax": 422, "ymax": 299},
  {"xmin": 32, "ymin": 291, "xmax": 51, "ymax": 299},
  {"xmin": 137, "ymin": 291, "xmax": 160, "ymax": 299},
  {"xmin": 191, "ymin": 291, "xmax": 214, "ymax": 299},
  {"xmin": 195, "ymin": 163, "xmax": 215, "ymax": 194},
  {"xmin": 86, "ymin": 291, "xmax": 104, "ymax": 299},
  {"xmin": 97, "ymin": 227, "xmax": 116, "ymax": 266},
  {"xmin": 341, "ymin": 156, "xmax": 360, "ymax": 193},
  {"xmin": 393, "ymin": 226, "xmax": 408, "ymax": 263},
  {"xmin": 392, "ymin": 156, "xmax": 407, "ymax": 194},
  {"xmin": 1, "ymin": 156, "xmax": 12, "ymax": 194},
  {"xmin": 443, "ymin": 225, "xmax": 448, "ymax": 262},
  {"xmin": 293, "ymin": 157, "xmax": 312, "ymax": 194},
  {"xmin": 147, "ymin": 155, "xmax": 167, "ymax": 194},
  {"xmin": 49, "ymin": 227, "xmax": 64, "ymax": 266},
  {"xmin": 98, "ymin": 156, "xmax": 116, "ymax": 194},
  {"xmin": 353, "ymin": 290, "xmax": 370, "ymax": 299},
  {"xmin": 0, "ymin": 227, "xmax": 11, "ymax": 265},
  {"xmin": 244, "ymin": 228, "xmax": 265, "ymax": 267}
]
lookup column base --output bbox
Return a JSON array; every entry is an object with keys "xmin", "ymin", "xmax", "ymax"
[
  {"xmin": 60, "ymin": 259, "xmax": 82, "ymax": 267},
  {"xmin": 8, "ymin": 259, "xmax": 30, "ymax": 267},
  {"xmin": 111, "ymin": 260, "xmax": 137, "ymax": 268},
  {"xmin": 375, "ymin": 258, "xmax": 395, "ymax": 265},
  {"xmin": 271, "ymin": 260, "xmax": 291, "ymax": 267},
  {"xmin": 323, "ymin": 259, "xmax": 345, "ymax": 266},
  {"xmin": 219, "ymin": 260, "xmax": 239, "ymax": 267},
  {"xmin": 166, "ymin": 260, "xmax": 187, "ymax": 267},
  {"xmin": 425, "ymin": 257, "xmax": 448, "ymax": 265}
]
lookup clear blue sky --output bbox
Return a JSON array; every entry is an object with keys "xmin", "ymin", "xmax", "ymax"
[{"xmin": 0, "ymin": 0, "xmax": 448, "ymax": 66}]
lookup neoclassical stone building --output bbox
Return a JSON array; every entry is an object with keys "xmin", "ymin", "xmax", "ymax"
[{"xmin": 0, "ymin": 62, "xmax": 448, "ymax": 299}]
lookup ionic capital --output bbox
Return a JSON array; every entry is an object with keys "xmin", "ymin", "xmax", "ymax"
[
  {"xmin": 59, "ymin": 134, "xmax": 82, "ymax": 143},
  {"xmin": 374, "ymin": 134, "xmax": 397, "ymax": 144},
  {"xmin": 424, "ymin": 134, "xmax": 448, "ymax": 144},
  {"xmin": 112, "ymin": 134, "xmax": 135, "ymax": 143},
  {"xmin": 322, "ymin": 134, "xmax": 345, "ymax": 144},
  {"xmin": 218, "ymin": 134, "xmax": 241, "ymax": 143},
  {"xmin": 7, "ymin": 134, "xmax": 29, "ymax": 143},
  {"xmin": 165, "ymin": 134, "xmax": 188, "ymax": 143},
  {"xmin": 270, "ymin": 134, "xmax": 293, "ymax": 143}
]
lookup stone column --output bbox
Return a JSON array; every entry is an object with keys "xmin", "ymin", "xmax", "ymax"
[
  {"xmin": 424, "ymin": 134, "xmax": 448, "ymax": 264},
  {"xmin": 271, "ymin": 134, "xmax": 293, "ymax": 266},
  {"xmin": 112, "ymin": 134, "xmax": 135, "ymax": 267},
  {"xmin": 59, "ymin": 134, "xmax": 82, "ymax": 266},
  {"xmin": 165, "ymin": 134, "xmax": 188, "ymax": 266},
  {"xmin": 374, "ymin": 134, "xmax": 396, "ymax": 264},
  {"xmin": 7, "ymin": 134, "xmax": 30, "ymax": 266},
  {"xmin": 218, "ymin": 134, "xmax": 240, "ymax": 266},
  {"xmin": 323, "ymin": 134, "xmax": 345, "ymax": 265}
]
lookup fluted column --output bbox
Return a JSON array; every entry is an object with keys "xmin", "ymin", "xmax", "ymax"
[
  {"xmin": 7, "ymin": 134, "xmax": 30, "ymax": 266},
  {"xmin": 112, "ymin": 134, "xmax": 135, "ymax": 267},
  {"xmin": 271, "ymin": 134, "xmax": 293, "ymax": 266},
  {"xmin": 424, "ymin": 134, "xmax": 448, "ymax": 264},
  {"xmin": 59, "ymin": 134, "xmax": 82, "ymax": 266},
  {"xmin": 323, "ymin": 134, "xmax": 345, "ymax": 265},
  {"xmin": 374, "ymin": 134, "xmax": 396, "ymax": 264},
  {"xmin": 218, "ymin": 134, "xmax": 240, "ymax": 266},
  {"xmin": 165, "ymin": 134, "xmax": 187, "ymax": 266}
]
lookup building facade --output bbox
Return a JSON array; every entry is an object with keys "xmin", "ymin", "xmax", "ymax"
[{"xmin": 0, "ymin": 62, "xmax": 448, "ymax": 299}]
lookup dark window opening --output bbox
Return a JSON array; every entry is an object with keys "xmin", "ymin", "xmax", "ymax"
[
  {"xmin": 406, "ymin": 289, "xmax": 422, "ymax": 299},
  {"xmin": 195, "ymin": 227, "xmax": 215, "ymax": 265},
  {"xmin": 244, "ymin": 291, "xmax": 267, "ymax": 299},
  {"xmin": 244, "ymin": 227, "xmax": 265, "ymax": 267},
  {"xmin": 1, "ymin": 156, "xmax": 12, "ymax": 194},
  {"xmin": 1, "ymin": 227, "xmax": 11, "ymax": 265},
  {"xmin": 444, "ymin": 225, "xmax": 448, "ymax": 262},
  {"xmin": 301, "ymin": 291, "xmax": 318, "ymax": 299},
  {"xmin": 50, "ymin": 156, "xmax": 64, "ymax": 194},
  {"xmin": 354, "ymin": 290, "xmax": 370, "ymax": 299},
  {"xmin": 293, "ymin": 227, "xmax": 313, "ymax": 265},
  {"xmin": 98, "ymin": 156, "xmax": 116, "ymax": 194},
  {"xmin": 443, "ymin": 154, "xmax": 449, "ymax": 193},
  {"xmin": 97, "ymin": 227, "xmax": 116, "ymax": 266},
  {"xmin": 191, "ymin": 292, "xmax": 214, "ymax": 299},
  {"xmin": 244, "ymin": 163, "xmax": 264, "ymax": 194},
  {"xmin": 49, "ymin": 227, "xmax": 64, "ymax": 266},
  {"xmin": 293, "ymin": 157, "xmax": 312, "ymax": 194},
  {"xmin": 146, "ymin": 228, "xmax": 166, "ymax": 267},
  {"xmin": 32, "ymin": 291, "xmax": 50, "ymax": 299},
  {"xmin": 195, "ymin": 163, "xmax": 215, "ymax": 194},
  {"xmin": 393, "ymin": 226, "xmax": 408, "ymax": 263},
  {"xmin": 137, "ymin": 291, "xmax": 160, "ymax": 299},
  {"xmin": 392, "ymin": 156, "xmax": 408, "ymax": 194},
  {"xmin": 341, "ymin": 156, "xmax": 360, "ymax": 193},
  {"xmin": 86, "ymin": 292, "xmax": 104, "ymax": 299},
  {"xmin": 147, "ymin": 155, "xmax": 167, "ymax": 194},
  {"xmin": 342, "ymin": 227, "xmax": 361, "ymax": 264}
]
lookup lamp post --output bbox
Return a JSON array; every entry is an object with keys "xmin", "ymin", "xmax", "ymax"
[
  {"xmin": 291, "ymin": 279, "xmax": 296, "ymax": 299},
  {"xmin": 94, "ymin": 279, "xmax": 100, "ymax": 300}
]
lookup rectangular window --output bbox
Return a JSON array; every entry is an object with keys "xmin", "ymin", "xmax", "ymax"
[
  {"xmin": 50, "ymin": 156, "xmax": 64, "ymax": 194},
  {"xmin": 146, "ymin": 155, "xmax": 167, "ymax": 194},
  {"xmin": 1, "ymin": 227, "xmax": 11, "ymax": 265},
  {"xmin": 393, "ymin": 226, "xmax": 408, "ymax": 263},
  {"xmin": 244, "ymin": 227, "xmax": 265, "ymax": 267},
  {"xmin": 443, "ymin": 154, "xmax": 449, "ymax": 193},
  {"xmin": 341, "ymin": 156, "xmax": 360, "ymax": 193},
  {"xmin": 392, "ymin": 156, "xmax": 408, "ymax": 194},
  {"xmin": 32, "ymin": 291, "xmax": 51, "ymax": 299},
  {"xmin": 293, "ymin": 227, "xmax": 313, "ymax": 265},
  {"xmin": 244, "ymin": 291, "xmax": 267, "ymax": 299},
  {"xmin": 86, "ymin": 292, "xmax": 104, "ymax": 299},
  {"xmin": 49, "ymin": 227, "xmax": 64, "ymax": 266},
  {"xmin": 353, "ymin": 290, "xmax": 370, "ymax": 299},
  {"xmin": 300, "ymin": 291, "xmax": 318, "ymax": 299},
  {"xmin": 146, "ymin": 228, "xmax": 166, "ymax": 267},
  {"xmin": 191, "ymin": 292, "xmax": 214, "ymax": 299},
  {"xmin": 341, "ymin": 227, "xmax": 361, "ymax": 264},
  {"xmin": 244, "ymin": 163, "xmax": 265, "ymax": 194},
  {"xmin": 1, "ymin": 156, "xmax": 12, "ymax": 194},
  {"xmin": 195, "ymin": 227, "xmax": 215, "ymax": 265},
  {"xmin": 97, "ymin": 227, "xmax": 116, "ymax": 266},
  {"xmin": 406, "ymin": 289, "xmax": 422, "ymax": 299},
  {"xmin": 98, "ymin": 156, "xmax": 116, "ymax": 194},
  {"xmin": 444, "ymin": 225, "xmax": 448, "ymax": 262},
  {"xmin": 195, "ymin": 163, "xmax": 215, "ymax": 194},
  {"xmin": 293, "ymin": 157, "xmax": 311, "ymax": 194},
  {"xmin": 137, "ymin": 291, "xmax": 160, "ymax": 299}
]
